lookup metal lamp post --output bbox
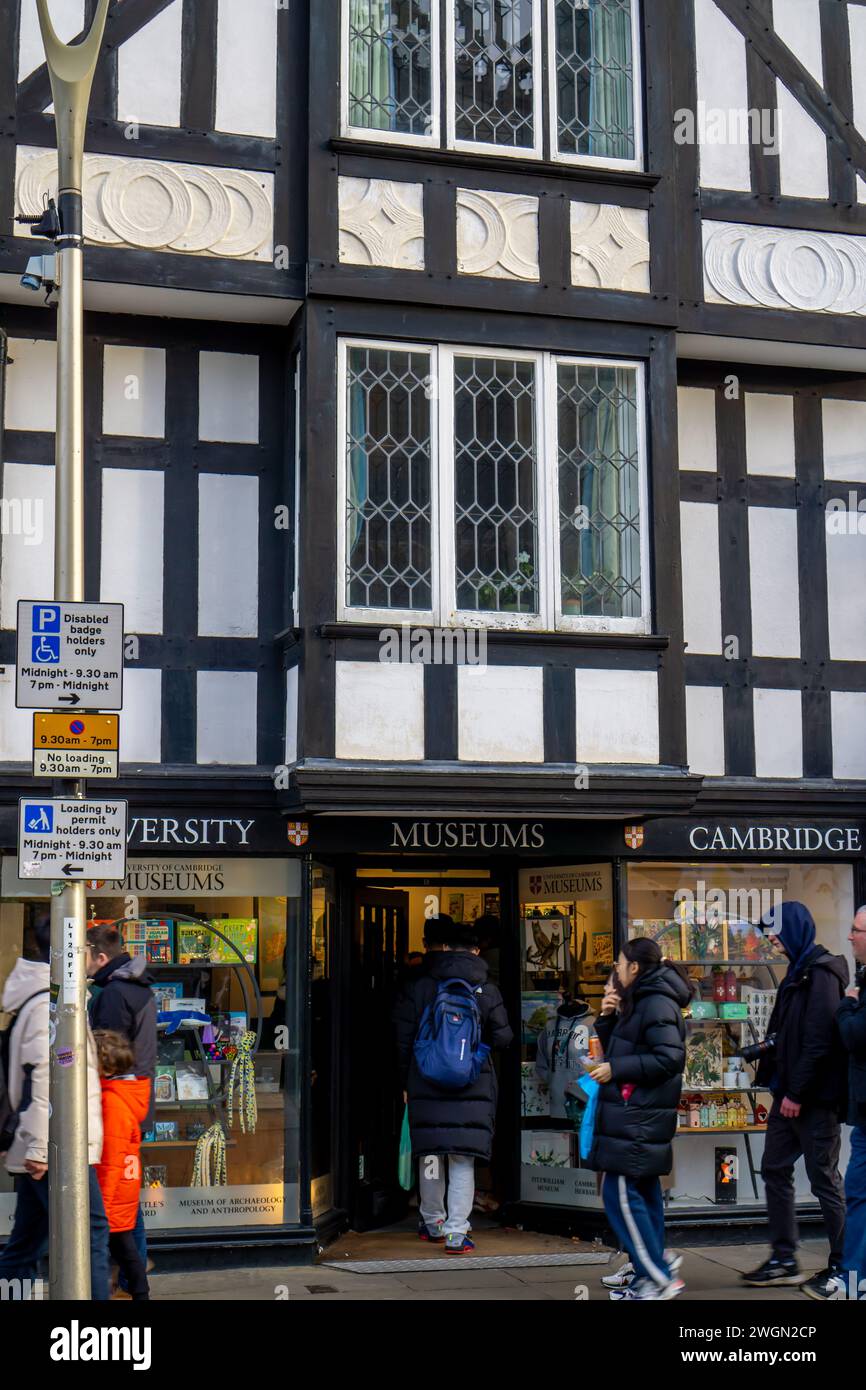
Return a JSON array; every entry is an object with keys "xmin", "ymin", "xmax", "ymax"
[{"xmin": 35, "ymin": 0, "xmax": 109, "ymax": 1301}]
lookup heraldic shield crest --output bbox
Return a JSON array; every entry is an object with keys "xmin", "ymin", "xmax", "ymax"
[
  {"xmin": 624, "ymin": 824, "xmax": 644, "ymax": 849},
  {"xmin": 287, "ymin": 821, "xmax": 309, "ymax": 847}
]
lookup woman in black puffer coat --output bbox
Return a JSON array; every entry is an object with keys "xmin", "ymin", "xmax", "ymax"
[{"xmin": 587, "ymin": 937, "xmax": 692, "ymax": 1300}]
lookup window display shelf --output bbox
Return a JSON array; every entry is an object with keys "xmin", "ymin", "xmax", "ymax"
[
  {"xmin": 678, "ymin": 1125, "xmax": 767, "ymax": 1135},
  {"xmin": 142, "ymin": 1138, "xmax": 238, "ymax": 1148}
]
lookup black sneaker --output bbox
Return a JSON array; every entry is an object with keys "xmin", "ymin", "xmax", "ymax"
[
  {"xmin": 741, "ymin": 1257, "xmax": 802, "ymax": 1287},
  {"xmin": 800, "ymin": 1267, "xmax": 846, "ymax": 1301}
]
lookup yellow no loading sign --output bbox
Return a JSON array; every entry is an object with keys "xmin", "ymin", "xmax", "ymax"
[{"xmin": 32, "ymin": 713, "xmax": 119, "ymax": 779}]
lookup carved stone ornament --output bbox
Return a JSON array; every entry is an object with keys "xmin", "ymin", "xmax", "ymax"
[
  {"xmin": 338, "ymin": 176, "xmax": 425, "ymax": 270},
  {"xmin": 703, "ymin": 219, "xmax": 866, "ymax": 315},
  {"xmin": 570, "ymin": 201, "xmax": 650, "ymax": 293},
  {"xmin": 456, "ymin": 189, "xmax": 540, "ymax": 282},
  {"xmin": 15, "ymin": 146, "xmax": 274, "ymax": 261}
]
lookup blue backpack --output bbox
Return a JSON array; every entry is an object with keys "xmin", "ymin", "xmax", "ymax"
[{"xmin": 413, "ymin": 978, "xmax": 491, "ymax": 1089}]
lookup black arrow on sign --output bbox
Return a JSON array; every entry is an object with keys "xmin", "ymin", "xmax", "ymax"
[
  {"xmin": 57, "ymin": 695, "xmax": 80, "ymax": 705},
  {"xmin": 63, "ymin": 864, "xmax": 84, "ymax": 876}
]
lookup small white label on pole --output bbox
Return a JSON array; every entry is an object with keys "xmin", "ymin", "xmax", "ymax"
[{"xmin": 62, "ymin": 916, "xmax": 79, "ymax": 1004}]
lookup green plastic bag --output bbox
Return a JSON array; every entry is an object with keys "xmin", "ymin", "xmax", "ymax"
[{"xmin": 398, "ymin": 1104, "xmax": 413, "ymax": 1191}]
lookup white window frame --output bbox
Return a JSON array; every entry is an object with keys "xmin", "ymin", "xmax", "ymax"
[
  {"xmin": 337, "ymin": 340, "xmax": 651, "ymax": 636},
  {"xmin": 340, "ymin": 0, "xmax": 441, "ymax": 148},
  {"xmin": 337, "ymin": 337, "xmax": 440, "ymax": 625},
  {"xmin": 547, "ymin": 0, "xmax": 644, "ymax": 172},
  {"xmin": 446, "ymin": 0, "xmax": 544, "ymax": 159},
  {"xmin": 545, "ymin": 355, "xmax": 650, "ymax": 634}
]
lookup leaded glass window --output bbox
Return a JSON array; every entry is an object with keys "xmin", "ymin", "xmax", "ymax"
[
  {"xmin": 347, "ymin": 0, "xmax": 434, "ymax": 137},
  {"xmin": 556, "ymin": 363, "xmax": 641, "ymax": 619},
  {"xmin": 453, "ymin": 1, "xmax": 537, "ymax": 149},
  {"xmin": 345, "ymin": 346, "xmax": 433, "ymax": 610},
  {"xmin": 453, "ymin": 356, "xmax": 539, "ymax": 614},
  {"xmin": 554, "ymin": 0, "xmax": 637, "ymax": 162}
]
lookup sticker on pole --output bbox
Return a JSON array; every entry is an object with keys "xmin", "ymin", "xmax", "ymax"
[
  {"xmin": 15, "ymin": 600, "xmax": 123, "ymax": 710},
  {"xmin": 32, "ymin": 712, "xmax": 119, "ymax": 778},
  {"xmin": 17, "ymin": 798, "xmax": 127, "ymax": 880}
]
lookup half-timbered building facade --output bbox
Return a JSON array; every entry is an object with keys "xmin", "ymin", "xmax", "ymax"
[{"xmin": 1, "ymin": 0, "xmax": 865, "ymax": 1254}]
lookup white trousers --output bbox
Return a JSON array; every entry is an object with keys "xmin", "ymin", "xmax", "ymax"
[{"xmin": 418, "ymin": 1153, "xmax": 475, "ymax": 1237}]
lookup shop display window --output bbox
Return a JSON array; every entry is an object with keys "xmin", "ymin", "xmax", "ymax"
[
  {"xmin": 626, "ymin": 860, "xmax": 855, "ymax": 1211},
  {"xmin": 0, "ymin": 857, "xmax": 302, "ymax": 1235},
  {"xmin": 517, "ymin": 863, "xmax": 613, "ymax": 1208}
]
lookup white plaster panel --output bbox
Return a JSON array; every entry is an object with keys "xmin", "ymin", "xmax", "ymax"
[
  {"xmin": 0, "ymin": 666, "xmax": 31, "ymax": 760},
  {"xmin": 776, "ymin": 81, "xmax": 829, "ymax": 200},
  {"xmin": 680, "ymin": 502, "xmax": 723, "ymax": 654},
  {"xmin": 693, "ymin": 0, "xmax": 752, "ymax": 191},
  {"xmin": 285, "ymin": 666, "xmax": 298, "ymax": 765},
  {"xmin": 575, "ymin": 668, "xmax": 659, "ymax": 764},
  {"xmin": 16, "ymin": 147, "xmax": 274, "ymax": 262},
  {"xmin": 685, "ymin": 685, "xmax": 726, "ymax": 776},
  {"xmin": 702, "ymin": 220, "xmax": 866, "ymax": 315},
  {"xmin": 570, "ymin": 202, "xmax": 650, "ymax": 293},
  {"xmin": 822, "ymin": 399, "xmax": 866, "ymax": 482},
  {"xmin": 197, "ymin": 670, "xmax": 258, "ymax": 765},
  {"xmin": 851, "ymin": 6, "xmax": 866, "ymax": 146},
  {"xmin": 198, "ymin": 473, "xmax": 259, "ymax": 637},
  {"xmin": 335, "ymin": 662, "xmax": 425, "ymax": 761},
  {"xmin": 457, "ymin": 666, "xmax": 544, "ymax": 763},
  {"xmin": 677, "ymin": 387, "xmax": 717, "ymax": 472},
  {"xmin": 831, "ymin": 691, "xmax": 866, "ymax": 779},
  {"xmin": 117, "ymin": 2, "xmax": 183, "ymax": 128},
  {"xmin": 826, "ymin": 527, "xmax": 866, "ymax": 661},
  {"xmin": 100, "ymin": 468, "xmax": 164, "ymax": 634},
  {"xmin": 745, "ymin": 393, "xmax": 795, "ymax": 477},
  {"xmin": 0, "ymin": 463, "xmax": 55, "ymax": 630},
  {"xmin": 102, "ymin": 345, "xmax": 166, "ymax": 438},
  {"xmin": 119, "ymin": 668, "xmax": 162, "ymax": 763},
  {"xmin": 5, "ymin": 339, "xmax": 56, "ymax": 431},
  {"xmin": 773, "ymin": 0, "xmax": 824, "ymax": 82},
  {"xmin": 748, "ymin": 507, "xmax": 801, "ymax": 657},
  {"xmin": 338, "ymin": 177, "xmax": 425, "ymax": 270},
  {"xmin": 457, "ymin": 189, "xmax": 539, "ymax": 282},
  {"xmin": 215, "ymin": 0, "xmax": 277, "ymax": 138},
  {"xmin": 753, "ymin": 688, "xmax": 803, "ymax": 778},
  {"xmin": 18, "ymin": 0, "xmax": 83, "ymax": 81},
  {"xmin": 198, "ymin": 352, "xmax": 260, "ymax": 444}
]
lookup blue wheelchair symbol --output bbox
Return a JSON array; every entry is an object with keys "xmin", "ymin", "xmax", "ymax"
[
  {"xmin": 32, "ymin": 634, "xmax": 60, "ymax": 663},
  {"xmin": 25, "ymin": 804, "xmax": 54, "ymax": 833}
]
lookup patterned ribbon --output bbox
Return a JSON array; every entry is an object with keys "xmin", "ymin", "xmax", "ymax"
[
  {"xmin": 226, "ymin": 1030, "xmax": 258, "ymax": 1135},
  {"xmin": 191, "ymin": 1122, "xmax": 227, "ymax": 1187}
]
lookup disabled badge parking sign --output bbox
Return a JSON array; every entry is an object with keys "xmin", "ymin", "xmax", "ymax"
[
  {"xmin": 18, "ymin": 798, "xmax": 128, "ymax": 881},
  {"xmin": 15, "ymin": 600, "xmax": 123, "ymax": 709}
]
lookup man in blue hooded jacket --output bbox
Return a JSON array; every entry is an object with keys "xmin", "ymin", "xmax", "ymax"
[{"xmin": 742, "ymin": 902, "xmax": 848, "ymax": 1296}]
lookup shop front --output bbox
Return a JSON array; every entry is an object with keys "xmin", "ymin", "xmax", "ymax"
[
  {"xmin": 0, "ymin": 805, "xmax": 314, "ymax": 1255},
  {"xmin": 295, "ymin": 812, "xmax": 865, "ymax": 1235}
]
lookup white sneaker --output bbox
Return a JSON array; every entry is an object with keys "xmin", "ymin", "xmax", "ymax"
[
  {"xmin": 603, "ymin": 1251, "xmax": 681, "ymax": 1290},
  {"xmin": 613, "ymin": 1276, "xmax": 685, "ymax": 1302}
]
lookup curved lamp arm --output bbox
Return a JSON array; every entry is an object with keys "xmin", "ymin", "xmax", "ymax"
[{"xmin": 36, "ymin": 0, "xmax": 110, "ymax": 192}]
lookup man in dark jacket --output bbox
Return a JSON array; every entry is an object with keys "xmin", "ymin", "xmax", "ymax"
[
  {"xmin": 87, "ymin": 923, "xmax": 158, "ymax": 1289},
  {"xmin": 393, "ymin": 923, "xmax": 512, "ymax": 1253},
  {"xmin": 743, "ymin": 902, "xmax": 849, "ymax": 1296},
  {"xmin": 835, "ymin": 905, "xmax": 866, "ymax": 1299}
]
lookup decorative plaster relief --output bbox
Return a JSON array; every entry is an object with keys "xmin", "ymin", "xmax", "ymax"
[
  {"xmin": 338, "ymin": 176, "xmax": 425, "ymax": 270},
  {"xmin": 570, "ymin": 202, "xmax": 650, "ymax": 292},
  {"xmin": 15, "ymin": 146, "xmax": 274, "ymax": 261},
  {"xmin": 456, "ymin": 189, "xmax": 539, "ymax": 282},
  {"xmin": 703, "ymin": 219, "xmax": 866, "ymax": 315}
]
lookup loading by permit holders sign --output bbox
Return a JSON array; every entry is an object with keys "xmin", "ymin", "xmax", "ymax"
[
  {"xmin": 15, "ymin": 599, "xmax": 123, "ymax": 710},
  {"xmin": 17, "ymin": 798, "xmax": 128, "ymax": 881},
  {"xmin": 33, "ymin": 713, "xmax": 119, "ymax": 779}
]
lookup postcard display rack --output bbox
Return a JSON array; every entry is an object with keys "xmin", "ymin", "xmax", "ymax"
[
  {"xmin": 110, "ymin": 915, "xmax": 281, "ymax": 1194},
  {"xmin": 519, "ymin": 904, "xmax": 609, "ymax": 1209},
  {"xmin": 630, "ymin": 913, "xmax": 780, "ymax": 1209}
]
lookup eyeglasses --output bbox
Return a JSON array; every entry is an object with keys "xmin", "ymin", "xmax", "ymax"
[{"xmin": 851, "ymin": 926, "xmax": 866, "ymax": 935}]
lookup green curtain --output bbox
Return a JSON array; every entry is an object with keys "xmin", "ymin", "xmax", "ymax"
[
  {"xmin": 349, "ymin": 0, "xmax": 396, "ymax": 131},
  {"xmin": 588, "ymin": 0, "xmax": 633, "ymax": 160}
]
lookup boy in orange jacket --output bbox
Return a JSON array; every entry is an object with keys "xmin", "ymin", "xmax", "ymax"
[{"xmin": 93, "ymin": 1030, "xmax": 151, "ymax": 1300}]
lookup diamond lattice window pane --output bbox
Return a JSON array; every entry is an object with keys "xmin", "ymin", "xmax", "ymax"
[
  {"xmin": 348, "ymin": 1, "xmax": 434, "ymax": 136},
  {"xmin": 555, "ymin": 0, "xmax": 636, "ymax": 161},
  {"xmin": 346, "ymin": 346, "xmax": 433, "ymax": 609},
  {"xmin": 557, "ymin": 363, "xmax": 641, "ymax": 619},
  {"xmin": 454, "ymin": 355, "xmax": 539, "ymax": 614},
  {"xmin": 453, "ymin": 0, "xmax": 535, "ymax": 148}
]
